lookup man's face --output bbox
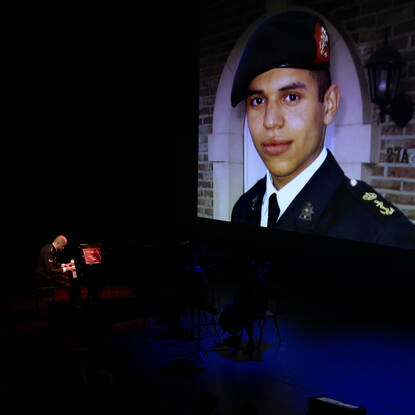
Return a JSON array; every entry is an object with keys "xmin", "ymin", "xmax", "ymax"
[{"xmin": 246, "ymin": 68, "xmax": 335, "ymax": 190}]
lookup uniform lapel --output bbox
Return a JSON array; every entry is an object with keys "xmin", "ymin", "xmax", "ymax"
[
  {"xmin": 276, "ymin": 151, "xmax": 345, "ymax": 232},
  {"xmin": 241, "ymin": 177, "xmax": 266, "ymax": 226}
]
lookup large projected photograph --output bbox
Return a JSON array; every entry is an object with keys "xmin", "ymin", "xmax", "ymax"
[{"xmin": 198, "ymin": 8, "xmax": 415, "ymax": 251}]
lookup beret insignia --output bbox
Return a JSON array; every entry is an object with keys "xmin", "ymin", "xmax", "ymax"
[{"xmin": 314, "ymin": 23, "xmax": 329, "ymax": 64}]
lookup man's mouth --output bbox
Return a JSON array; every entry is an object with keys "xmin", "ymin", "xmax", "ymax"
[{"xmin": 262, "ymin": 138, "xmax": 292, "ymax": 156}]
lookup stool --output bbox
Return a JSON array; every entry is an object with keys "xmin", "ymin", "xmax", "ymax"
[{"xmin": 34, "ymin": 286, "xmax": 56, "ymax": 317}]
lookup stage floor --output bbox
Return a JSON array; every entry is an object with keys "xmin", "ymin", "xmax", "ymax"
[{"xmin": 2, "ymin": 284, "xmax": 415, "ymax": 415}]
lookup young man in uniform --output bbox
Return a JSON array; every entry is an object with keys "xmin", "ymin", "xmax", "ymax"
[{"xmin": 230, "ymin": 10, "xmax": 415, "ymax": 250}]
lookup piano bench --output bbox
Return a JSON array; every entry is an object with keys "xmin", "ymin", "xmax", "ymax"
[{"xmin": 34, "ymin": 286, "xmax": 56, "ymax": 316}]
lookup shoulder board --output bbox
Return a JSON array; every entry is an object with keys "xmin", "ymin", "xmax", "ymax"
[{"xmin": 345, "ymin": 178, "xmax": 400, "ymax": 221}]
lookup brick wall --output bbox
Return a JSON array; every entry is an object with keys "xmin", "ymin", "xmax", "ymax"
[
  {"xmin": 301, "ymin": 0, "xmax": 415, "ymax": 225},
  {"xmin": 199, "ymin": 0, "xmax": 415, "ymax": 223}
]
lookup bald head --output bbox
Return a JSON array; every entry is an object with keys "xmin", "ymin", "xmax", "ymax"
[{"xmin": 53, "ymin": 235, "xmax": 68, "ymax": 251}]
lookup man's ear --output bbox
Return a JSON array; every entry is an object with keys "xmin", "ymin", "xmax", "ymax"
[{"xmin": 323, "ymin": 84, "xmax": 340, "ymax": 125}]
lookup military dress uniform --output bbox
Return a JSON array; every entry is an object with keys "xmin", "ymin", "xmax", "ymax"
[
  {"xmin": 229, "ymin": 10, "xmax": 415, "ymax": 251},
  {"xmin": 231, "ymin": 150, "xmax": 415, "ymax": 250}
]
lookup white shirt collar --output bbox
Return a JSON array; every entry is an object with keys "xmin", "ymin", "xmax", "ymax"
[{"xmin": 260, "ymin": 147, "xmax": 328, "ymax": 227}]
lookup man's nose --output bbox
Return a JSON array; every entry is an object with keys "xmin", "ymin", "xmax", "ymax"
[{"xmin": 264, "ymin": 102, "xmax": 284, "ymax": 130}]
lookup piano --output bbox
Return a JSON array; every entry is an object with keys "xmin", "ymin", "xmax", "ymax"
[{"xmin": 74, "ymin": 243, "xmax": 106, "ymax": 300}]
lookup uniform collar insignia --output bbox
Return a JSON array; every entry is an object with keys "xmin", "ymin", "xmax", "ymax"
[
  {"xmin": 243, "ymin": 177, "xmax": 266, "ymax": 226},
  {"xmin": 251, "ymin": 195, "xmax": 258, "ymax": 211},
  {"xmin": 291, "ymin": 151, "xmax": 344, "ymax": 230},
  {"xmin": 299, "ymin": 201, "xmax": 314, "ymax": 221}
]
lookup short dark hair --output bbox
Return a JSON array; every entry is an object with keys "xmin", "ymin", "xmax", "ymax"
[{"xmin": 310, "ymin": 69, "xmax": 332, "ymax": 102}]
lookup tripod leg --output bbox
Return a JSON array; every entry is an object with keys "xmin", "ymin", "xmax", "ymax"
[
  {"xmin": 198, "ymin": 308, "xmax": 201, "ymax": 354},
  {"xmin": 273, "ymin": 316, "xmax": 282, "ymax": 344},
  {"xmin": 257, "ymin": 318, "xmax": 265, "ymax": 350},
  {"xmin": 192, "ymin": 307, "xmax": 205, "ymax": 363}
]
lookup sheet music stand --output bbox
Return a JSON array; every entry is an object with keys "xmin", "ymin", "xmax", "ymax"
[{"xmin": 80, "ymin": 244, "xmax": 103, "ymax": 265}]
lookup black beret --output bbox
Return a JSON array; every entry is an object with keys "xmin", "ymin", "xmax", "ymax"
[{"xmin": 231, "ymin": 11, "xmax": 330, "ymax": 107}]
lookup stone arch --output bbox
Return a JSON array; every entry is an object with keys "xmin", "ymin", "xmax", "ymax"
[{"xmin": 209, "ymin": 7, "xmax": 377, "ymax": 221}]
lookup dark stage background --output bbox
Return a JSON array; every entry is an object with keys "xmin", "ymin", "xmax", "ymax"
[
  {"xmin": 9, "ymin": 4, "xmax": 413, "ymax": 297},
  {"xmin": 5, "ymin": 7, "xmax": 415, "ymax": 415},
  {"xmin": 10, "ymin": 7, "xmax": 199, "ymax": 293}
]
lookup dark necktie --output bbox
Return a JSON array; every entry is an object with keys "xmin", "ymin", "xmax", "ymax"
[{"xmin": 267, "ymin": 193, "xmax": 280, "ymax": 228}]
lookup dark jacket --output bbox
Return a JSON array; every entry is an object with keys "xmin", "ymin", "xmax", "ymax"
[
  {"xmin": 231, "ymin": 151, "xmax": 415, "ymax": 250},
  {"xmin": 35, "ymin": 243, "xmax": 64, "ymax": 280}
]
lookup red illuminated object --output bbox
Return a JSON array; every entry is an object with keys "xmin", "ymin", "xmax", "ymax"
[{"xmin": 82, "ymin": 247, "xmax": 102, "ymax": 265}]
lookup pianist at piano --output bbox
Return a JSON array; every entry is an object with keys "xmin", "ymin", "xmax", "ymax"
[{"xmin": 34, "ymin": 235, "xmax": 82, "ymax": 306}]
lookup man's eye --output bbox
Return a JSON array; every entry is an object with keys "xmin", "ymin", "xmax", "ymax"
[
  {"xmin": 250, "ymin": 97, "xmax": 264, "ymax": 106},
  {"xmin": 284, "ymin": 93, "xmax": 300, "ymax": 104}
]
